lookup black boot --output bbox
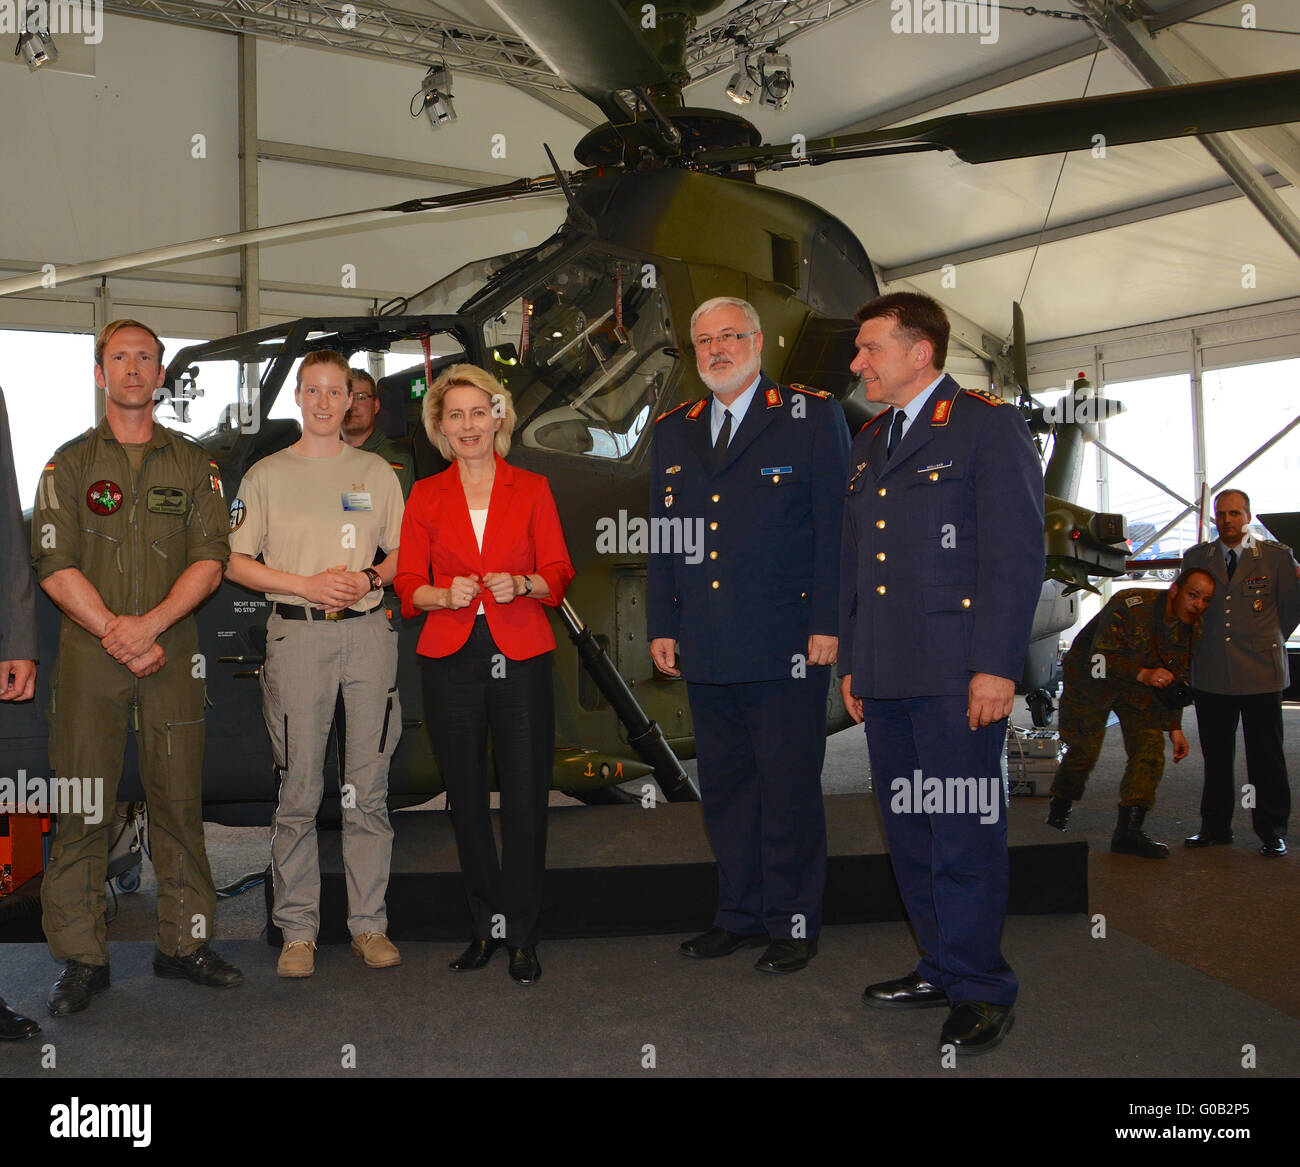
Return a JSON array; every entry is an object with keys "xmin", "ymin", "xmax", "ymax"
[
  {"xmin": 1046, "ymin": 796, "xmax": 1072, "ymax": 831},
  {"xmin": 1111, "ymin": 805, "xmax": 1168, "ymax": 858}
]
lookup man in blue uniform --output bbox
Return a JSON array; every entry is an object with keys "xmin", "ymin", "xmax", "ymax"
[
  {"xmin": 839, "ymin": 292, "xmax": 1044, "ymax": 1054},
  {"xmin": 648, "ymin": 296, "xmax": 849, "ymax": 974}
]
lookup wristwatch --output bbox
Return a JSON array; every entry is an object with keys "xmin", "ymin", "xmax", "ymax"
[
  {"xmin": 522, "ymin": 574, "xmax": 534, "ymax": 596},
  {"xmin": 363, "ymin": 567, "xmax": 383, "ymax": 593}
]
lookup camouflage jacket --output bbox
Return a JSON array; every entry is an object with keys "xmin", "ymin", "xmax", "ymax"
[{"xmin": 1063, "ymin": 588, "xmax": 1201, "ymax": 729}]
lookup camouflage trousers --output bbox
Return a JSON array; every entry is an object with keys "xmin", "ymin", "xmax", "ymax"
[{"xmin": 1051, "ymin": 685, "xmax": 1168, "ymax": 809}]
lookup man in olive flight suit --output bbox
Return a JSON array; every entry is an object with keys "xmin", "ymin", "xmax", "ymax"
[
  {"xmin": 344, "ymin": 368, "xmax": 414, "ymax": 499},
  {"xmin": 1047, "ymin": 569, "xmax": 1216, "ymax": 857},
  {"xmin": 32, "ymin": 319, "xmax": 242, "ymax": 1016}
]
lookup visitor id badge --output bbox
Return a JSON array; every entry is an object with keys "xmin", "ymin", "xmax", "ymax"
[{"xmin": 341, "ymin": 491, "xmax": 373, "ymax": 511}]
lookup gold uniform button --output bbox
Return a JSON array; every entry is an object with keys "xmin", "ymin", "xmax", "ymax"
[
  {"xmin": 800, "ymin": 591, "xmax": 808, "ymax": 600},
  {"xmin": 709, "ymin": 521, "xmax": 718, "ymax": 531},
  {"xmin": 709, "ymin": 551, "xmax": 718, "ymax": 560},
  {"xmin": 878, "ymin": 487, "xmax": 887, "ymax": 497},
  {"xmin": 929, "ymin": 472, "xmax": 939, "ymax": 482},
  {"xmin": 875, "ymin": 519, "xmax": 886, "ymax": 529},
  {"xmin": 711, "ymin": 580, "xmax": 720, "ymax": 590},
  {"xmin": 876, "ymin": 586, "xmax": 887, "ymax": 595},
  {"xmin": 961, "ymin": 598, "xmax": 971, "ymax": 609},
  {"xmin": 876, "ymin": 552, "xmax": 886, "ymax": 562},
  {"xmin": 772, "ymin": 475, "xmax": 781, "ymax": 484},
  {"xmin": 711, "ymin": 493, "xmax": 720, "ymax": 503}
]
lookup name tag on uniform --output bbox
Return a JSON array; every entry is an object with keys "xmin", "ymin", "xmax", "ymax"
[
  {"xmin": 342, "ymin": 491, "xmax": 372, "ymax": 511},
  {"xmin": 761, "ymin": 466, "xmax": 792, "ymax": 476},
  {"xmin": 918, "ymin": 461, "xmax": 953, "ymax": 473}
]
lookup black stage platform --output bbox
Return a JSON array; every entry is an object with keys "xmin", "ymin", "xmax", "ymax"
[{"xmin": 264, "ymin": 793, "xmax": 1087, "ymax": 945}]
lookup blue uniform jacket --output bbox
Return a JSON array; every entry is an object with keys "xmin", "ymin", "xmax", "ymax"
[
  {"xmin": 647, "ymin": 373, "xmax": 850, "ymax": 684},
  {"xmin": 839, "ymin": 374, "xmax": 1045, "ymax": 698}
]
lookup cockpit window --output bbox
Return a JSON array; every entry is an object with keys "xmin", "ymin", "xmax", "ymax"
[{"xmin": 483, "ymin": 252, "xmax": 676, "ymax": 462}]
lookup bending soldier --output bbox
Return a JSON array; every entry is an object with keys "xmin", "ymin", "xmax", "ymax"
[{"xmin": 1048, "ymin": 569, "xmax": 1216, "ymax": 857}]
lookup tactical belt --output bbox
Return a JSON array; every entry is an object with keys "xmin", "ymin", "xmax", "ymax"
[{"xmin": 272, "ymin": 603, "xmax": 378, "ymax": 622}]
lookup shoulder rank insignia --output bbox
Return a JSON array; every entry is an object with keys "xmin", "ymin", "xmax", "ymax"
[
  {"xmin": 790, "ymin": 383, "xmax": 831, "ymax": 400},
  {"xmin": 764, "ymin": 385, "xmax": 783, "ymax": 409},
  {"xmin": 931, "ymin": 399, "xmax": 952, "ymax": 426},
  {"xmin": 963, "ymin": 387, "xmax": 1004, "ymax": 407},
  {"xmin": 655, "ymin": 400, "xmax": 693, "ymax": 423},
  {"xmin": 858, "ymin": 412, "xmax": 888, "ymax": 435}
]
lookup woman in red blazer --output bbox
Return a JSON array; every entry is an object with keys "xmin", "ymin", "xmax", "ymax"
[{"xmin": 393, "ymin": 364, "xmax": 574, "ymax": 985}]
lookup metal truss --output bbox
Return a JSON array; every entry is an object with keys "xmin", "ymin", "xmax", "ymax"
[
  {"xmin": 99, "ymin": 0, "xmax": 861, "ymax": 90},
  {"xmin": 100, "ymin": 1, "xmax": 564, "ymax": 87},
  {"xmin": 686, "ymin": 0, "xmax": 869, "ymax": 81}
]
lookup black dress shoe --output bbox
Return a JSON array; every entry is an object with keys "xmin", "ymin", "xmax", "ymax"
[
  {"xmin": 0, "ymin": 997, "xmax": 40, "ymax": 1040},
  {"xmin": 1260, "ymin": 837, "xmax": 1287, "ymax": 857},
  {"xmin": 755, "ymin": 938, "xmax": 817, "ymax": 974},
  {"xmin": 450, "ymin": 939, "xmax": 503, "ymax": 970},
  {"xmin": 152, "ymin": 944, "xmax": 244, "ymax": 987},
  {"xmin": 940, "ymin": 1002, "xmax": 1015, "ymax": 1055},
  {"xmin": 1185, "ymin": 830, "xmax": 1233, "ymax": 847},
  {"xmin": 508, "ymin": 946, "xmax": 542, "ymax": 986},
  {"xmin": 862, "ymin": 972, "xmax": 949, "ymax": 1010},
  {"xmin": 48, "ymin": 960, "xmax": 110, "ymax": 1016},
  {"xmin": 679, "ymin": 927, "xmax": 768, "ymax": 959}
]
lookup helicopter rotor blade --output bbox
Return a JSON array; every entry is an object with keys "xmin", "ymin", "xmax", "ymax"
[
  {"xmin": 0, "ymin": 176, "xmax": 567, "ymax": 297},
  {"xmin": 486, "ymin": 0, "xmax": 671, "ymax": 123},
  {"xmin": 695, "ymin": 69, "xmax": 1300, "ymax": 171},
  {"xmin": 1012, "ymin": 301, "xmax": 1030, "ymax": 399}
]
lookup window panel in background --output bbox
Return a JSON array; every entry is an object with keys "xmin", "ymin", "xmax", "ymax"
[{"xmin": 0, "ymin": 330, "xmax": 96, "ymax": 510}]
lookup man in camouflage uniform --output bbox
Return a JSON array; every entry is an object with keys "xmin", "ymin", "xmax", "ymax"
[
  {"xmin": 1047, "ymin": 568, "xmax": 1216, "ymax": 857},
  {"xmin": 32, "ymin": 319, "xmax": 242, "ymax": 1016}
]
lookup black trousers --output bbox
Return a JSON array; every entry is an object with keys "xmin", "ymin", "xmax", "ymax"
[
  {"xmin": 1192, "ymin": 689, "xmax": 1290, "ymax": 840},
  {"xmin": 421, "ymin": 619, "xmax": 554, "ymax": 947}
]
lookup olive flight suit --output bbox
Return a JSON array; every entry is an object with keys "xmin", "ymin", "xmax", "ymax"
[
  {"xmin": 32, "ymin": 418, "xmax": 230, "ymax": 965},
  {"xmin": 1052, "ymin": 588, "xmax": 1200, "ymax": 809}
]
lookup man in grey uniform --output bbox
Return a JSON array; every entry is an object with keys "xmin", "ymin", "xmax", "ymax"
[{"xmin": 1183, "ymin": 489, "xmax": 1300, "ymax": 855}]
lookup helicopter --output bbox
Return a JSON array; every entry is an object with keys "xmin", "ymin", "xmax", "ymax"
[{"xmin": 4, "ymin": 0, "xmax": 1299, "ymax": 822}]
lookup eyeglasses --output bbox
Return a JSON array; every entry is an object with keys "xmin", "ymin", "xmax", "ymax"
[
  {"xmin": 692, "ymin": 329, "xmax": 757, "ymax": 349},
  {"xmin": 351, "ymin": 392, "xmax": 375, "ymax": 403}
]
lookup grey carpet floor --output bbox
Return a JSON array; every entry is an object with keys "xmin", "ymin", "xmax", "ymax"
[{"xmin": 2, "ymin": 919, "xmax": 1297, "ymax": 1079}]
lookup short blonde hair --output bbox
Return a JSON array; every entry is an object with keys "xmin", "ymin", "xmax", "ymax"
[
  {"xmin": 423, "ymin": 363, "xmax": 516, "ymax": 461},
  {"xmin": 96, "ymin": 319, "xmax": 164, "ymax": 367}
]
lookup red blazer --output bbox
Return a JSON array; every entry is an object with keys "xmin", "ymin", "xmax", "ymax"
[{"xmin": 394, "ymin": 455, "xmax": 575, "ymax": 660}]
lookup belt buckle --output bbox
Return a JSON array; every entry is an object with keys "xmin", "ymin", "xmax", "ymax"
[{"xmin": 325, "ymin": 611, "xmax": 344, "ymax": 622}]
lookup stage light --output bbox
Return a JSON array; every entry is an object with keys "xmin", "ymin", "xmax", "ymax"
[
  {"xmin": 411, "ymin": 62, "xmax": 456, "ymax": 128},
  {"xmin": 16, "ymin": 2, "xmax": 58, "ymax": 70}
]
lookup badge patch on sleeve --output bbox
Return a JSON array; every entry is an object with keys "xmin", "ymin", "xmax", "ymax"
[
  {"xmin": 229, "ymin": 498, "xmax": 247, "ymax": 531},
  {"xmin": 208, "ymin": 460, "xmax": 224, "ymax": 497},
  {"xmin": 86, "ymin": 480, "xmax": 123, "ymax": 516},
  {"xmin": 147, "ymin": 486, "xmax": 188, "ymax": 515}
]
